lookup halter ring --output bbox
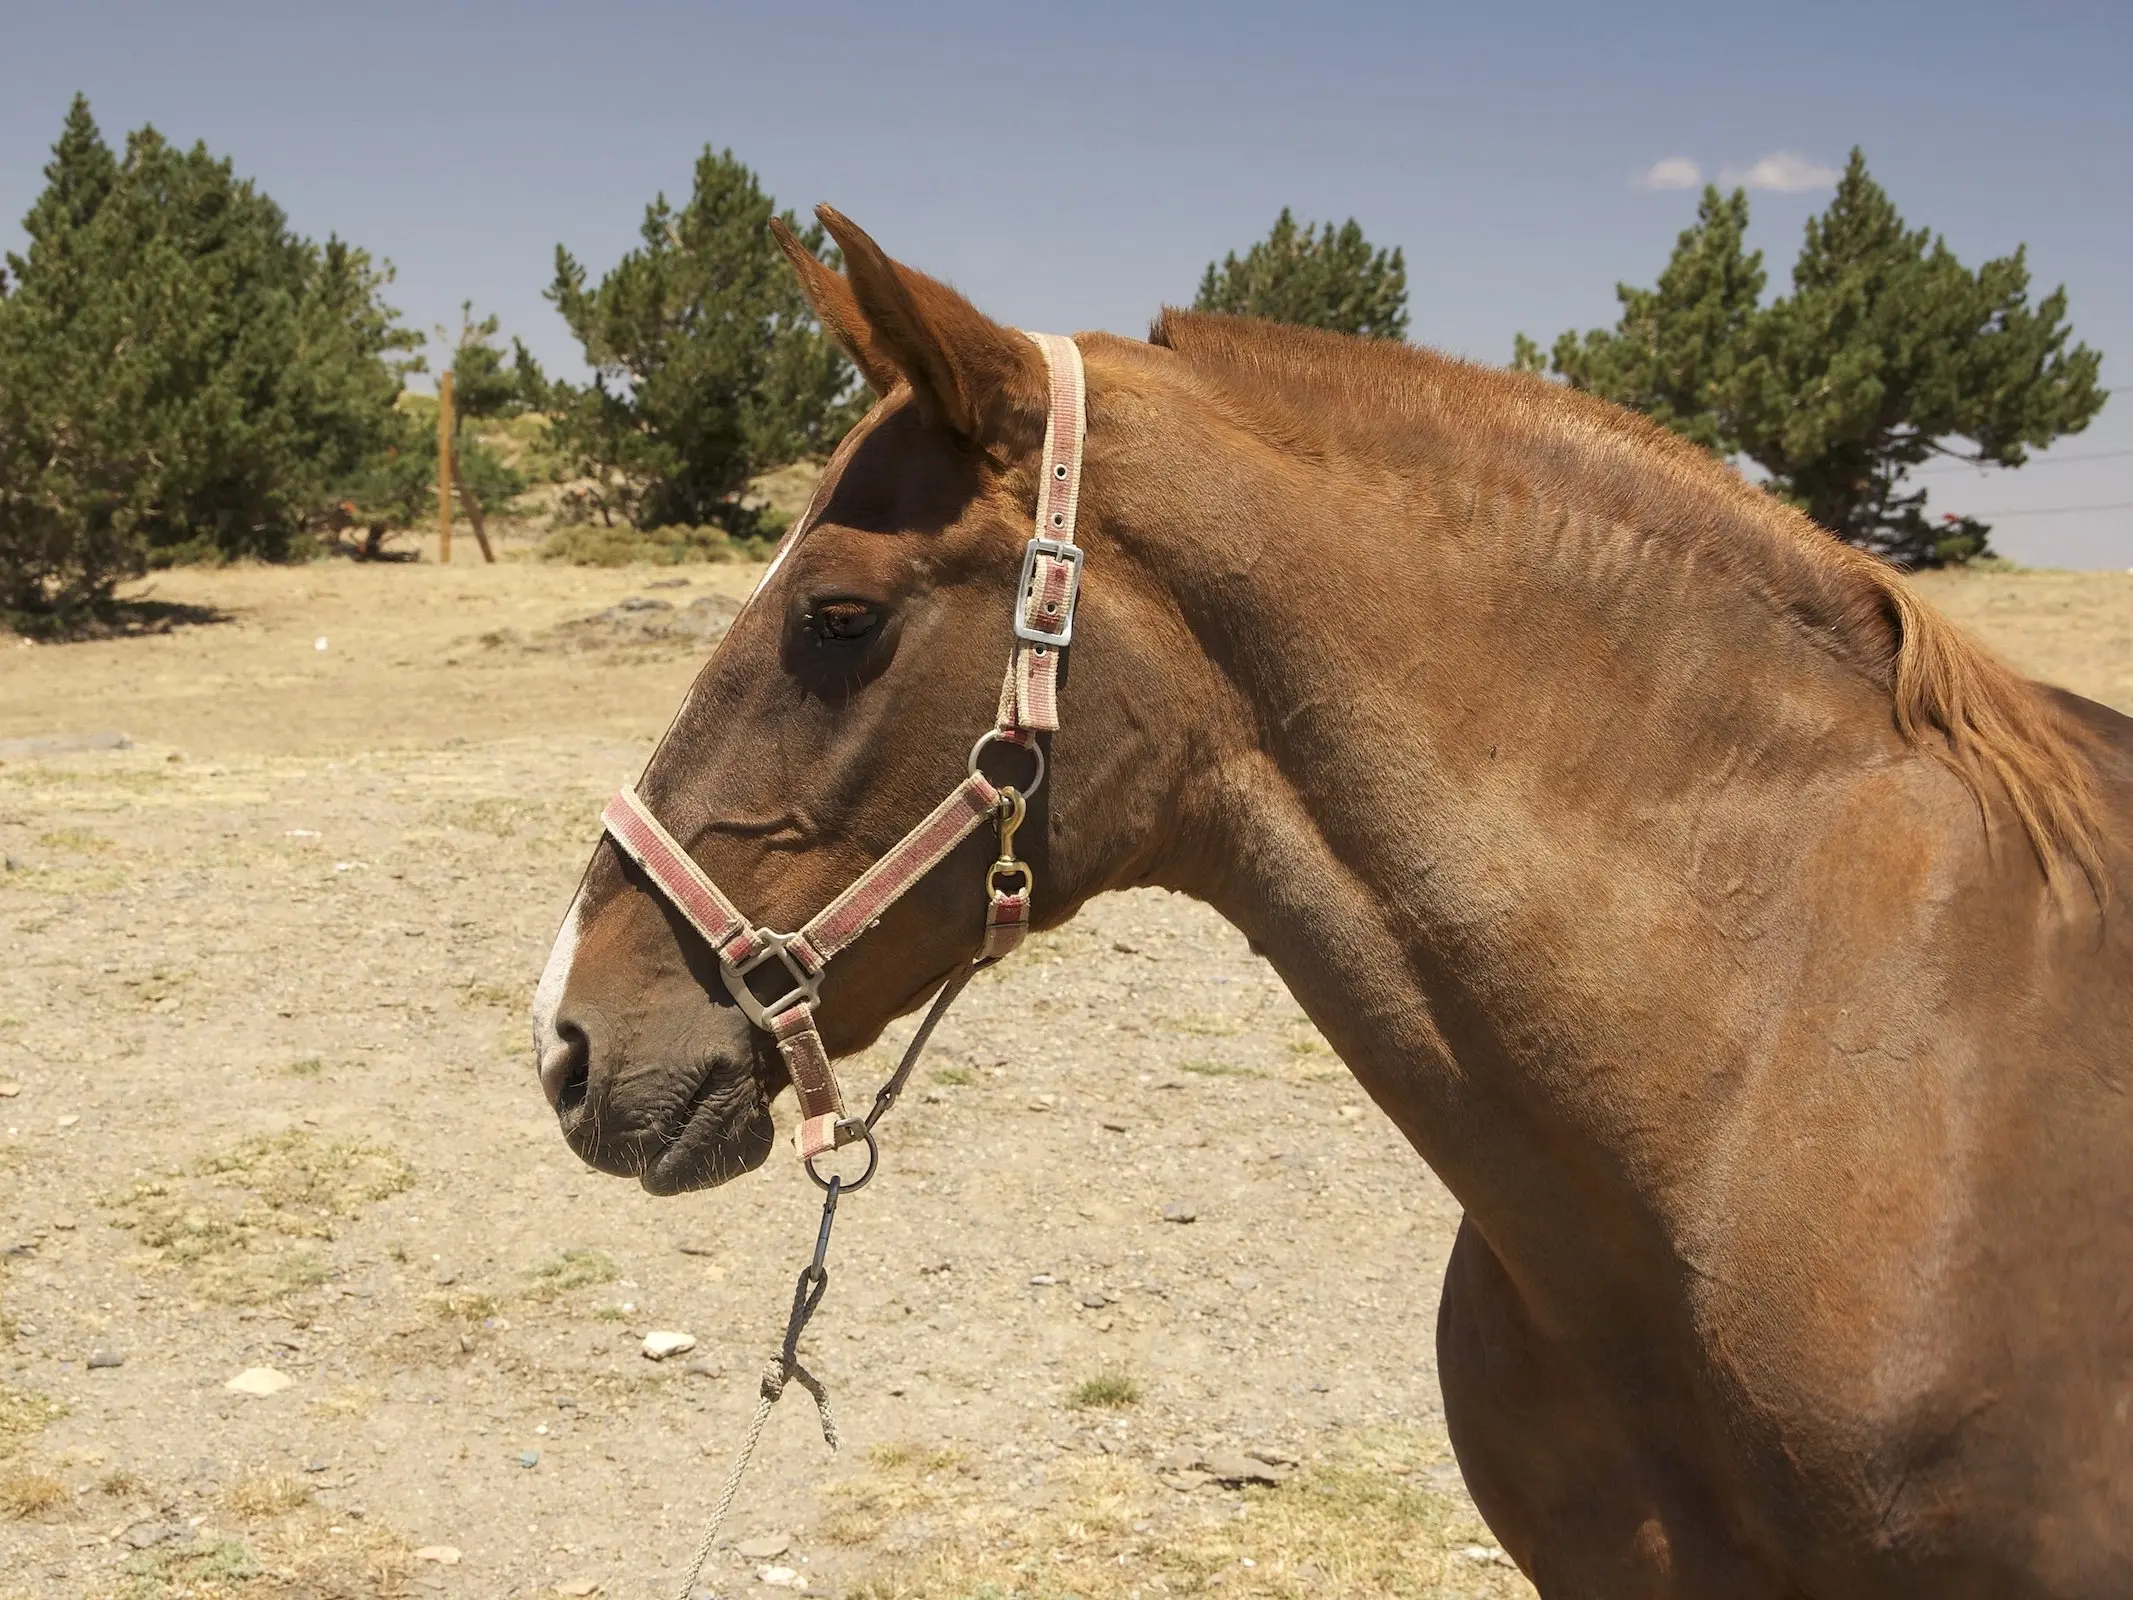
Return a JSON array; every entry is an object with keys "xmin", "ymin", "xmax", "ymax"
[
  {"xmin": 968, "ymin": 729, "xmax": 1045, "ymax": 798},
  {"xmin": 804, "ymin": 1123, "xmax": 879, "ymax": 1193}
]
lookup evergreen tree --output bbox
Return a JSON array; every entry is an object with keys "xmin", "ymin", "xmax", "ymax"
[
  {"xmin": 1517, "ymin": 187, "xmax": 1764, "ymax": 455},
  {"xmin": 1194, "ymin": 209, "xmax": 1408, "ymax": 340},
  {"xmin": 1, "ymin": 95, "xmax": 417, "ymax": 615},
  {"xmin": 1521, "ymin": 151, "xmax": 2105, "ymax": 566},
  {"xmin": 546, "ymin": 149, "xmax": 857, "ymax": 531}
]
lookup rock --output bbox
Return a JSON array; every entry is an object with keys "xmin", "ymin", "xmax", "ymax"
[
  {"xmin": 735, "ymin": 1534, "xmax": 789, "ymax": 1559},
  {"xmin": 1200, "ymin": 1452, "xmax": 1290, "ymax": 1486},
  {"xmin": 1078, "ymin": 1292, "xmax": 1108, "ymax": 1309},
  {"xmin": 1099, "ymin": 1119, "xmax": 1128, "ymax": 1133},
  {"xmin": 555, "ymin": 1580, "xmax": 601, "ymax": 1596},
  {"xmin": 56, "ymin": 1114, "xmax": 79, "ymax": 1128},
  {"xmin": 1027, "ymin": 1273, "xmax": 1057, "ymax": 1287},
  {"xmin": 641, "ymin": 1330, "xmax": 697, "ymax": 1361},
  {"xmin": 304, "ymin": 1461, "xmax": 328, "ymax": 1473},
  {"xmin": 87, "ymin": 1350, "xmax": 124, "ymax": 1369},
  {"xmin": 675, "ymin": 1243, "xmax": 717, "ymax": 1257},
  {"xmin": 223, "ymin": 1367, "xmax": 292, "ymax": 1396},
  {"xmin": 518, "ymin": 1450, "xmax": 540, "ymax": 1469},
  {"xmin": 1160, "ymin": 1203, "xmax": 1197, "ymax": 1224},
  {"xmin": 0, "ymin": 1081, "xmax": 19, "ymax": 1097},
  {"xmin": 50, "ymin": 1217, "xmax": 75, "ymax": 1230},
  {"xmin": 1463, "ymin": 1544, "xmax": 1509, "ymax": 1565},
  {"xmin": 682, "ymin": 1359, "xmax": 721, "ymax": 1379},
  {"xmin": 1246, "ymin": 1447, "xmax": 1299, "ymax": 1468},
  {"xmin": 124, "ymin": 1522, "xmax": 183, "ymax": 1550},
  {"xmin": 413, "ymin": 1546, "xmax": 462, "ymax": 1565},
  {"xmin": 756, "ymin": 1566, "xmax": 806, "ymax": 1589}
]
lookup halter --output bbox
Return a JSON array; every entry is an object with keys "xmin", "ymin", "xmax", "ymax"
[{"xmin": 599, "ymin": 331, "xmax": 1088, "ymax": 1182}]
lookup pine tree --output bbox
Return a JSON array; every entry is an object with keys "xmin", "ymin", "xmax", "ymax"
[
  {"xmin": 1521, "ymin": 151, "xmax": 2106, "ymax": 566},
  {"xmin": 1195, "ymin": 209, "xmax": 1408, "ymax": 340},
  {"xmin": 1520, "ymin": 187, "xmax": 1763, "ymax": 455},
  {"xmin": 546, "ymin": 149, "xmax": 858, "ymax": 532},
  {"xmin": 1, "ymin": 97, "xmax": 418, "ymax": 616},
  {"xmin": 1730, "ymin": 152, "xmax": 2104, "ymax": 564}
]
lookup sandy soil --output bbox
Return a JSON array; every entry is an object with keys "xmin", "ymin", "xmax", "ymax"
[{"xmin": 0, "ymin": 557, "xmax": 2126, "ymax": 1599}]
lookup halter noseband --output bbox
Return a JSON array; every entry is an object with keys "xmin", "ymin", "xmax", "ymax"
[{"xmin": 599, "ymin": 332, "xmax": 1088, "ymax": 1176}]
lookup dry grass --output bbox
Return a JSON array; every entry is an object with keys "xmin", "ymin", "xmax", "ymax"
[
  {"xmin": 0, "ymin": 1381, "xmax": 66, "ymax": 1459},
  {"xmin": 0, "ymin": 1469, "xmax": 72, "ymax": 1519},
  {"xmin": 1181, "ymin": 1058, "xmax": 1263, "ymax": 1079},
  {"xmin": 832, "ymin": 1429, "xmax": 1531, "ymax": 1600},
  {"xmin": 96, "ymin": 1511, "xmax": 413, "ymax": 1600},
  {"xmin": 425, "ymin": 1288, "xmax": 502, "ymax": 1324},
  {"xmin": 223, "ymin": 1473, "xmax": 312, "ymax": 1519},
  {"xmin": 98, "ymin": 1467, "xmax": 149, "ymax": 1498},
  {"xmin": 307, "ymin": 1384, "xmax": 378, "ymax": 1419},
  {"xmin": 520, "ymin": 1247, "xmax": 618, "ymax": 1301},
  {"xmin": 101, "ymin": 1130, "xmax": 414, "ymax": 1305}
]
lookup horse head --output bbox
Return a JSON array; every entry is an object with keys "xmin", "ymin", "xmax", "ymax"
[{"xmin": 529, "ymin": 210, "xmax": 1195, "ymax": 1194}]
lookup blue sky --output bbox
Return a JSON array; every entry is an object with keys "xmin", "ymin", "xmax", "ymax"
[{"xmin": 3, "ymin": 0, "xmax": 2127, "ymax": 566}]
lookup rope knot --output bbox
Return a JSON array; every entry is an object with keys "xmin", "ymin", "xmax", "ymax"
[{"xmin": 758, "ymin": 1357, "xmax": 788, "ymax": 1403}]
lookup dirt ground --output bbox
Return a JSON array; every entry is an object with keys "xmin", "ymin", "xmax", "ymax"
[{"xmin": 0, "ymin": 554, "xmax": 2126, "ymax": 1600}]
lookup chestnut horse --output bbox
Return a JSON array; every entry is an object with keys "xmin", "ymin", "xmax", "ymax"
[{"xmin": 531, "ymin": 210, "xmax": 2133, "ymax": 1596}]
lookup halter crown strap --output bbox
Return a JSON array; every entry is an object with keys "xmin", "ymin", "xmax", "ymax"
[
  {"xmin": 999, "ymin": 331, "xmax": 1088, "ymax": 734},
  {"xmin": 600, "ymin": 332, "xmax": 1085, "ymax": 1166}
]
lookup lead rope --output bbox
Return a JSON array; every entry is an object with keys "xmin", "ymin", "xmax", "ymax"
[
  {"xmin": 668, "ymin": 961, "xmax": 989, "ymax": 1597},
  {"xmin": 672, "ymin": 1179, "xmax": 844, "ymax": 1600}
]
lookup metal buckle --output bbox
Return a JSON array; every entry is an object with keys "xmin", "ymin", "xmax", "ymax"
[
  {"xmin": 719, "ymin": 930, "xmax": 822, "ymax": 1028},
  {"xmin": 1013, "ymin": 538, "xmax": 1083, "ymax": 648}
]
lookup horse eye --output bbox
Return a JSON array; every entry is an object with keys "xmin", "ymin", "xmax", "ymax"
[{"xmin": 813, "ymin": 601, "xmax": 878, "ymax": 643}]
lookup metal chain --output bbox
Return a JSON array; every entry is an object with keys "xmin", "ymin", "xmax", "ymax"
[{"xmin": 672, "ymin": 1179, "xmax": 844, "ymax": 1600}]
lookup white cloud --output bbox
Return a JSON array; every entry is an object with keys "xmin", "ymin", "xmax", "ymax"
[
  {"xmin": 1722, "ymin": 151, "xmax": 1841, "ymax": 192},
  {"xmin": 1636, "ymin": 156, "xmax": 1702, "ymax": 191}
]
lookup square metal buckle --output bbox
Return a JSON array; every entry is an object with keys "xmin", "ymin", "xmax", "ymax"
[
  {"xmin": 1013, "ymin": 538, "xmax": 1083, "ymax": 649},
  {"xmin": 719, "ymin": 930, "xmax": 822, "ymax": 1028}
]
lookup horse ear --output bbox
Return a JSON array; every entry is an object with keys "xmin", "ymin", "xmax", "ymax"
[
  {"xmin": 812, "ymin": 205, "xmax": 1041, "ymax": 445},
  {"xmin": 769, "ymin": 217, "xmax": 900, "ymax": 398}
]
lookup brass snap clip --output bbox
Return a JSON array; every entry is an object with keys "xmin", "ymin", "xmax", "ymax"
[{"xmin": 989, "ymin": 786, "xmax": 1033, "ymax": 898}]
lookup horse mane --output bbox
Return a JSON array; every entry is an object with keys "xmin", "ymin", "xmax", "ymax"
[{"xmin": 1147, "ymin": 309, "xmax": 2108, "ymax": 895}]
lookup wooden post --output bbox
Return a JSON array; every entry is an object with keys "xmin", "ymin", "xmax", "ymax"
[{"xmin": 437, "ymin": 369, "xmax": 455, "ymax": 564}]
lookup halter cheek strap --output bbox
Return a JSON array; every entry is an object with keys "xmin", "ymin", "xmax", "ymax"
[{"xmin": 600, "ymin": 331, "xmax": 1088, "ymax": 1170}]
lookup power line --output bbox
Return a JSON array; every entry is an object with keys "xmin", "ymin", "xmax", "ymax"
[
  {"xmin": 1914, "ymin": 446, "xmax": 2133, "ymax": 473},
  {"xmin": 1969, "ymin": 500, "xmax": 2133, "ymax": 518}
]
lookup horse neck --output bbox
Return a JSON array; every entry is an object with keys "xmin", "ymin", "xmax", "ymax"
[{"xmin": 1104, "ymin": 394, "xmax": 1912, "ymax": 1251}]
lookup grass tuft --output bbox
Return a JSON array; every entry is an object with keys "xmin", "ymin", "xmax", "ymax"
[
  {"xmin": 0, "ymin": 1382, "xmax": 66, "ymax": 1459},
  {"xmin": 520, "ymin": 1248, "xmax": 618, "ymax": 1300},
  {"xmin": 1067, "ymin": 1371, "xmax": 1140, "ymax": 1410},
  {"xmin": 0, "ymin": 1470, "xmax": 71, "ymax": 1519},
  {"xmin": 1181, "ymin": 1058, "xmax": 1262, "ymax": 1079},
  {"xmin": 224, "ymin": 1473, "xmax": 312, "ymax": 1519}
]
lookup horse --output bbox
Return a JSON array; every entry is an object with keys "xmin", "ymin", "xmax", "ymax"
[{"xmin": 529, "ymin": 208, "xmax": 2133, "ymax": 1597}]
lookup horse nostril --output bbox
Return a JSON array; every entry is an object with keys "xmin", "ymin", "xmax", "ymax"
[{"xmin": 540, "ymin": 1022, "xmax": 591, "ymax": 1114}]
